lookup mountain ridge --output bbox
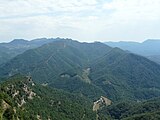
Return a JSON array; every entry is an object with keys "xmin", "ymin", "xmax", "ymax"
[
  {"xmin": 1, "ymin": 39, "xmax": 160, "ymax": 102},
  {"xmin": 105, "ymin": 39, "xmax": 160, "ymax": 55},
  {"xmin": 0, "ymin": 37, "xmax": 71, "ymax": 65},
  {"xmin": 0, "ymin": 74, "xmax": 96, "ymax": 120}
]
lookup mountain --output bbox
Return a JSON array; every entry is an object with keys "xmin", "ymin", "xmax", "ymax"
[
  {"xmin": 98, "ymin": 97, "xmax": 160, "ymax": 120},
  {"xmin": 105, "ymin": 39, "xmax": 160, "ymax": 56},
  {"xmin": 0, "ymin": 39, "xmax": 111, "ymax": 100},
  {"xmin": 147, "ymin": 55, "xmax": 160, "ymax": 65},
  {"xmin": 90, "ymin": 47, "xmax": 160, "ymax": 101},
  {"xmin": 0, "ymin": 75, "xmax": 96, "ymax": 120},
  {"xmin": 1, "ymin": 75, "xmax": 160, "ymax": 120},
  {"xmin": 105, "ymin": 39, "xmax": 160, "ymax": 64},
  {"xmin": 1, "ymin": 39, "xmax": 160, "ymax": 102},
  {"xmin": 0, "ymin": 37, "xmax": 63, "ymax": 65}
]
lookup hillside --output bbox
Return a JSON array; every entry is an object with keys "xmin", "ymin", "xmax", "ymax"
[
  {"xmin": 90, "ymin": 47, "xmax": 160, "ymax": 101},
  {"xmin": 98, "ymin": 97, "xmax": 160, "ymax": 120},
  {"xmin": 105, "ymin": 39, "xmax": 160, "ymax": 64},
  {"xmin": 0, "ymin": 38, "xmax": 62, "ymax": 65},
  {"xmin": 147, "ymin": 55, "xmax": 160, "ymax": 65},
  {"xmin": 0, "ymin": 75, "xmax": 96, "ymax": 120},
  {"xmin": 1, "ymin": 39, "xmax": 160, "ymax": 102},
  {"xmin": 0, "ymin": 40, "xmax": 111, "ymax": 100}
]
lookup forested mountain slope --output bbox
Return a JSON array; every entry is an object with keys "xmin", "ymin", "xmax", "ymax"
[
  {"xmin": 0, "ymin": 75, "xmax": 96, "ymax": 120},
  {"xmin": 105, "ymin": 39, "xmax": 160, "ymax": 64},
  {"xmin": 90, "ymin": 47, "xmax": 160, "ymax": 101},
  {"xmin": 1, "ymin": 39, "xmax": 160, "ymax": 102},
  {"xmin": 0, "ymin": 38, "xmax": 62, "ymax": 65},
  {"xmin": 98, "ymin": 97, "xmax": 160, "ymax": 120}
]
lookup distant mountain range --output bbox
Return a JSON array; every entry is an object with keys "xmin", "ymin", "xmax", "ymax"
[{"xmin": 105, "ymin": 39, "xmax": 160, "ymax": 64}]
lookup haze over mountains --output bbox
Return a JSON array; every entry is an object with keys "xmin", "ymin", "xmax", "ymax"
[
  {"xmin": 1, "ymin": 38, "xmax": 160, "ymax": 119},
  {"xmin": 105, "ymin": 39, "xmax": 160, "ymax": 64}
]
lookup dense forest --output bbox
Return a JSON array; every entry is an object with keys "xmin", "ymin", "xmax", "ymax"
[
  {"xmin": 0, "ymin": 75, "xmax": 96, "ymax": 120},
  {"xmin": 0, "ymin": 38, "xmax": 160, "ymax": 120}
]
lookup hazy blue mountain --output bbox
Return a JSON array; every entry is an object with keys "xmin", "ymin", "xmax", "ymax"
[
  {"xmin": 147, "ymin": 55, "xmax": 160, "ymax": 65},
  {"xmin": 105, "ymin": 39, "xmax": 160, "ymax": 64},
  {"xmin": 105, "ymin": 39, "xmax": 160, "ymax": 56}
]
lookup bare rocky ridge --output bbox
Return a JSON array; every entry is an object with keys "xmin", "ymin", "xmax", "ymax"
[
  {"xmin": 0, "ymin": 75, "xmax": 96, "ymax": 120},
  {"xmin": 93, "ymin": 96, "xmax": 111, "ymax": 111},
  {"xmin": 2, "ymin": 76, "xmax": 36, "ymax": 108}
]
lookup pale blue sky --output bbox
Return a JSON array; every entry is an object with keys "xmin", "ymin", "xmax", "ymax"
[{"xmin": 0, "ymin": 0, "xmax": 160, "ymax": 42}]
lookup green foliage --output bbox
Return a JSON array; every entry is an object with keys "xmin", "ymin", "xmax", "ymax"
[
  {"xmin": 1, "ymin": 39, "xmax": 160, "ymax": 103},
  {"xmin": 90, "ymin": 48, "xmax": 160, "ymax": 101},
  {"xmin": 0, "ymin": 40, "xmax": 111, "ymax": 101},
  {"xmin": 98, "ymin": 98, "xmax": 160, "ymax": 120},
  {"xmin": 122, "ymin": 111, "xmax": 160, "ymax": 120},
  {"xmin": 0, "ymin": 75, "xmax": 96, "ymax": 120},
  {"xmin": 0, "ymin": 38, "xmax": 60, "ymax": 65},
  {"xmin": 1, "ymin": 39, "xmax": 160, "ymax": 119}
]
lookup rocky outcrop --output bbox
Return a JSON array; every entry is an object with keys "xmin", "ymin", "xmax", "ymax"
[{"xmin": 93, "ymin": 96, "xmax": 111, "ymax": 111}]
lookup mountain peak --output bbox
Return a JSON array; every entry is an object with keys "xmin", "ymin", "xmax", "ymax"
[
  {"xmin": 143, "ymin": 39, "xmax": 160, "ymax": 43},
  {"xmin": 10, "ymin": 39, "xmax": 29, "ymax": 44}
]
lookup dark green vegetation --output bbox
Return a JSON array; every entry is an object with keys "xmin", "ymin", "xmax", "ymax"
[
  {"xmin": 1, "ymin": 39, "xmax": 160, "ymax": 102},
  {"xmin": 0, "ymin": 39, "xmax": 111, "ymax": 100},
  {"xmin": 1, "ymin": 38, "xmax": 160, "ymax": 119},
  {"xmin": 98, "ymin": 97, "xmax": 160, "ymax": 120},
  {"xmin": 0, "ymin": 38, "xmax": 59, "ymax": 65},
  {"xmin": 1, "ymin": 76, "xmax": 160, "ymax": 120},
  {"xmin": 90, "ymin": 48, "xmax": 160, "ymax": 101},
  {"xmin": 0, "ymin": 75, "xmax": 96, "ymax": 120}
]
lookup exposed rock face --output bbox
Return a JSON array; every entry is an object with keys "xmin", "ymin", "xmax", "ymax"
[
  {"xmin": 12, "ymin": 90, "xmax": 19, "ymax": 98},
  {"xmin": 101, "ymin": 96, "xmax": 112, "ymax": 106},
  {"xmin": 60, "ymin": 74, "xmax": 71, "ymax": 78},
  {"xmin": 1, "ymin": 100, "xmax": 10, "ymax": 111},
  {"xmin": 28, "ymin": 91, "xmax": 36, "ymax": 100},
  {"xmin": 37, "ymin": 114, "xmax": 42, "ymax": 120},
  {"xmin": 81, "ymin": 68, "xmax": 91, "ymax": 84},
  {"xmin": 3, "ymin": 76, "xmax": 36, "ymax": 108},
  {"xmin": 0, "ymin": 100, "xmax": 17, "ymax": 120},
  {"xmin": 42, "ymin": 83, "xmax": 48, "ymax": 86},
  {"xmin": 18, "ymin": 97, "xmax": 26, "ymax": 107},
  {"xmin": 93, "ymin": 96, "xmax": 111, "ymax": 111},
  {"xmin": 27, "ymin": 76, "xmax": 35, "ymax": 86}
]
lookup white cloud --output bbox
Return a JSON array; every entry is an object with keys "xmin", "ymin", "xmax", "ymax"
[
  {"xmin": 0, "ymin": 0, "xmax": 160, "ymax": 42},
  {"xmin": 0, "ymin": 0, "xmax": 99, "ymax": 18},
  {"xmin": 103, "ymin": 0, "xmax": 160, "ymax": 22}
]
